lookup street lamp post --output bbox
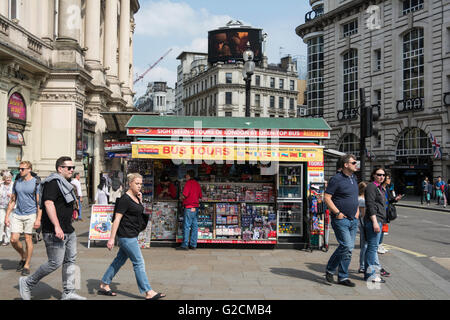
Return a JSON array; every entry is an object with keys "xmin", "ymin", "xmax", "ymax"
[{"xmin": 243, "ymin": 42, "xmax": 255, "ymax": 117}]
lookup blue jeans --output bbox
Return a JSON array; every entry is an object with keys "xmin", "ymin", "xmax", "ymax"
[
  {"xmin": 78, "ymin": 199, "xmax": 82, "ymax": 220},
  {"xmin": 326, "ymin": 217, "xmax": 358, "ymax": 281},
  {"xmin": 359, "ymin": 220, "xmax": 380, "ymax": 270},
  {"xmin": 364, "ymin": 220, "xmax": 383, "ymax": 280},
  {"xmin": 26, "ymin": 232, "xmax": 77, "ymax": 294},
  {"xmin": 182, "ymin": 208, "xmax": 198, "ymax": 248},
  {"xmin": 101, "ymin": 237, "xmax": 152, "ymax": 294}
]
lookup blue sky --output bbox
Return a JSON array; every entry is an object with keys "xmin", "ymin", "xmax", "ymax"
[{"xmin": 133, "ymin": 0, "xmax": 311, "ymax": 98}]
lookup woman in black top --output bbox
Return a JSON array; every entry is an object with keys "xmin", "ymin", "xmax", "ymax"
[
  {"xmin": 98, "ymin": 173, "xmax": 165, "ymax": 300},
  {"xmin": 364, "ymin": 167, "xmax": 387, "ymax": 283}
]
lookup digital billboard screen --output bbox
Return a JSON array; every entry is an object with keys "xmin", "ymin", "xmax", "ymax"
[{"xmin": 208, "ymin": 28, "xmax": 263, "ymax": 63}]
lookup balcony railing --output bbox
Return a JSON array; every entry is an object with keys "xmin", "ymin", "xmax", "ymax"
[
  {"xmin": 444, "ymin": 92, "xmax": 450, "ymax": 107},
  {"xmin": 396, "ymin": 97, "xmax": 424, "ymax": 113},
  {"xmin": 337, "ymin": 107, "xmax": 358, "ymax": 121}
]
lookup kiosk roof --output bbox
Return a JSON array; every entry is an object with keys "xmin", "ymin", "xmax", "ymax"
[{"xmin": 126, "ymin": 116, "xmax": 331, "ymax": 131}]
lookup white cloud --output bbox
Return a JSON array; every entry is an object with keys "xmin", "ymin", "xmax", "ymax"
[{"xmin": 135, "ymin": 1, "xmax": 233, "ymax": 38}]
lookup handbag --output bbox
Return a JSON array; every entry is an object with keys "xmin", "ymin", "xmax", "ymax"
[{"xmin": 386, "ymin": 204, "xmax": 397, "ymax": 222}]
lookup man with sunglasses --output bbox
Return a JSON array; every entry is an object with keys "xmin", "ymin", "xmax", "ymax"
[
  {"xmin": 324, "ymin": 154, "xmax": 360, "ymax": 287},
  {"xmin": 5, "ymin": 161, "xmax": 42, "ymax": 276},
  {"xmin": 19, "ymin": 156, "xmax": 86, "ymax": 300}
]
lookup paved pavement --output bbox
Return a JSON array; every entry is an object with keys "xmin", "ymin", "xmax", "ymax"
[
  {"xmin": 396, "ymin": 194, "xmax": 450, "ymax": 213},
  {"xmin": 0, "ymin": 205, "xmax": 449, "ymax": 300}
]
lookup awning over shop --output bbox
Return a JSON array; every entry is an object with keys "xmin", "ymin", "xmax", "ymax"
[{"xmin": 101, "ymin": 112, "xmax": 158, "ymax": 139}]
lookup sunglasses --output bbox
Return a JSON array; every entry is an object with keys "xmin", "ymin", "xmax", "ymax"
[
  {"xmin": 348, "ymin": 161, "xmax": 357, "ymax": 165},
  {"xmin": 376, "ymin": 173, "xmax": 386, "ymax": 177},
  {"xmin": 60, "ymin": 166, "xmax": 75, "ymax": 171},
  {"xmin": 19, "ymin": 168, "xmax": 30, "ymax": 171}
]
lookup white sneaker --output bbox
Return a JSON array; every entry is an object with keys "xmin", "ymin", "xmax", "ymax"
[
  {"xmin": 377, "ymin": 246, "xmax": 387, "ymax": 254},
  {"xmin": 19, "ymin": 276, "xmax": 31, "ymax": 300},
  {"xmin": 61, "ymin": 292, "xmax": 87, "ymax": 300}
]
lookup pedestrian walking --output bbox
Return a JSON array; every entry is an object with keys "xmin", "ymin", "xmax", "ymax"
[
  {"xmin": 324, "ymin": 154, "xmax": 360, "ymax": 287},
  {"xmin": 99, "ymin": 173, "xmax": 165, "ymax": 300},
  {"xmin": 357, "ymin": 182, "xmax": 367, "ymax": 274},
  {"xmin": 5, "ymin": 161, "xmax": 41, "ymax": 276},
  {"xmin": 71, "ymin": 172, "xmax": 83, "ymax": 221},
  {"xmin": 95, "ymin": 177, "xmax": 109, "ymax": 205},
  {"xmin": 177, "ymin": 170, "xmax": 202, "ymax": 251},
  {"xmin": 19, "ymin": 156, "xmax": 85, "ymax": 300},
  {"xmin": 363, "ymin": 167, "xmax": 388, "ymax": 284},
  {"xmin": 426, "ymin": 178, "xmax": 433, "ymax": 206},
  {"xmin": 421, "ymin": 177, "xmax": 429, "ymax": 205},
  {"xmin": 0, "ymin": 172, "xmax": 13, "ymax": 246},
  {"xmin": 435, "ymin": 177, "xmax": 445, "ymax": 206}
]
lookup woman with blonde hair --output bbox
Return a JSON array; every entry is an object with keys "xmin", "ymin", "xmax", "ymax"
[
  {"xmin": 98, "ymin": 173, "xmax": 165, "ymax": 300},
  {"xmin": 0, "ymin": 172, "xmax": 13, "ymax": 245}
]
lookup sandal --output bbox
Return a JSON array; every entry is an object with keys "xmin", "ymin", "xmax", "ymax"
[
  {"xmin": 146, "ymin": 292, "xmax": 166, "ymax": 300},
  {"xmin": 98, "ymin": 288, "xmax": 117, "ymax": 296}
]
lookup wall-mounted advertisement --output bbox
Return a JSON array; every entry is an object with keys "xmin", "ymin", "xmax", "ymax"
[
  {"xmin": 208, "ymin": 28, "xmax": 262, "ymax": 63},
  {"xmin": 8, "ymin": 92, "xmax": 26, "ymax": 122},
  {"xmin": 76, "ymin": 109, "xmax": 83, "ymax": 160}
]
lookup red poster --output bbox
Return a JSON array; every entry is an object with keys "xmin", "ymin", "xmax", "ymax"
[{"xmin": 8, "ymin": 93, "xmax": 26, "ymax": 122}]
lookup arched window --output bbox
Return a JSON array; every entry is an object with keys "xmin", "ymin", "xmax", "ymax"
[
  {"xmin": 403, "ymin": 28, "xmax": 424, "ymax": 100},
  {"xmin": 339, "ymin": 133, "xmax": 360, "ymax": 157},
  {"xmin": 396, "ymin": 128, "xmax": 432, "ymax": 157},
  {"xmin": 343, "ymin": 49, "xmax": 358, "ymax": 109}
]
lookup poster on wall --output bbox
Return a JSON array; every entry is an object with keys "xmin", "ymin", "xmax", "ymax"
[
  {"xmin": 7, "ymin": 92, "xmax": 26, "ymax": 122},
  {"xmin": 88, "ymin": 205, "xmax": 115, "ymax": 248},
  {"xmin": 76, "ymin": 109, "xmax": 83, "ymax": 160}
]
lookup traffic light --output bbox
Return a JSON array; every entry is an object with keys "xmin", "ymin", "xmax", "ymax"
[{"xmin": 361, "ymin": 107, "xmax": 373, "ymax": 138}]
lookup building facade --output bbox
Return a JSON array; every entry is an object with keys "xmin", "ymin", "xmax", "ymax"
[
  {"xmin": 297, "ymin": 0, "xmax": 450, "ymax": 194},
  {"xmin": 0, "ymin": 0, "xmax": 140, "ymax": 201},
  {"xmin": 177, "ymin": 52, "xmax": 299, "ymax": 118},
  {"xmin": 136, "ymin": 81, "xmax": 176, "ymax": 114}
]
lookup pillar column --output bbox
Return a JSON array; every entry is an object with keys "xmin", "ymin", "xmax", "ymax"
[
  {"xmin": 104, "ymin": 0, "xmax": 118, "ymax": 77},
  {"xmin": 58, "ymin": 0, "xmax": 81, "ymax": 42},
  {"xmin": 104, "ymin": 0, "xmax": 121, "ymax": 100},
  {"xmin": 119, "ymin": 0, "xmax": 131, "ymax": 88},
  {"xmin": 85, "ymin": 0, "xmax": 101, "ymax": 64},
  {"xmin": 40, "ymin": 0, "xmax": 55, "ymax": 41}
]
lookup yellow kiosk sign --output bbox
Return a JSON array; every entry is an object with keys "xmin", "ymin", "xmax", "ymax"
[{"xmin": 132, "ymin": 143, "xmax": 323, "ymax": 163}]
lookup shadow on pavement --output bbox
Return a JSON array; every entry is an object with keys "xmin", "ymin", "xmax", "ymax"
[
  {"xmin": 0, "ymin": 259, "xmax": 20, "ymax": 271},
  {"xmin": 270, "ymin": 267, "xmax": 332, "ymax": 286},
  {"xmin": 13, "ymin": 282, "xmax": 62, "ymax": 300},
  {"xmin": 86, "ymin": 279, "xmax": 143, "ymax": 300},
  {"xmin": 304, "ymin": 262, "xmax": 363, "ymax": 281}
]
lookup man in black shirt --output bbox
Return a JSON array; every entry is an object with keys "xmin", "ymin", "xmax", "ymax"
[{"xmin": 19, "ymin": 156, "xmax": 86, "ymax": 300}]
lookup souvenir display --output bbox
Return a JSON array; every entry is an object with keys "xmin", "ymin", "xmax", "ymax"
[{"xmin": 151, "ymin": 202, "xmax": 178, "ymax": 240}]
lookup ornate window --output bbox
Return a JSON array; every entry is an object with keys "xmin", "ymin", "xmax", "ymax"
[
  {"xmin": 403, "ymin": 28, "xmax": 424, "ymax": 101},
  {"xmin": 339, "ymin": 134, "xmax": 360, "ymax": 157},
  {"xmin": 402, "ymin": 0, "xmax": 424, "ymax": 15},
  {"xmin": 307, "ymin": 36, "xmax": 324, "ymax": 117},
  {"xmin": 343, "ymin": 49, "xmax": 358, "ymax": 110},
  {"xmin": 396, "ymin": 128, "xmax": 432, "ymax": 157}
]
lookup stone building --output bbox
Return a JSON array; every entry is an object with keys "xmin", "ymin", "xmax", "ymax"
[
  {"xmin": 296, "ymin": 0, "xmax": 450, "ymax": 194},
  {"xmin": 136, "ymin": 81, "xmax": 176, "ymax": 115},
  {"xmin": 0, "ymin": 0, "xmax": 140, "ymax": 201}
]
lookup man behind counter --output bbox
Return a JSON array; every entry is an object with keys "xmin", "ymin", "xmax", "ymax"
[{"xmin": 156, "ymin": 175, "xmax": 177, "ymax": 200}]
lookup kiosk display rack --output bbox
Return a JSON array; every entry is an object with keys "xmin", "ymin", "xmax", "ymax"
[{"xmin": 277, "ymin": 164, "xmax": 304, "ymax": 239}]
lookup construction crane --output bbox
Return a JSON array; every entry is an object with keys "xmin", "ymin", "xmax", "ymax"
[{"xmin": 133, "ymin": 48, "xmax": 173, "ymax": 85}]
